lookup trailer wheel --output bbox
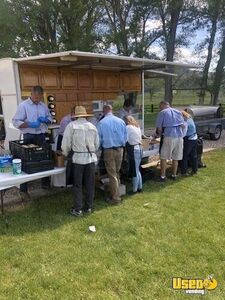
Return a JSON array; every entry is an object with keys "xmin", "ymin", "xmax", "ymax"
[{"xmin": 210, "ymin": 126, "xmax": 222, "ymax": 140}]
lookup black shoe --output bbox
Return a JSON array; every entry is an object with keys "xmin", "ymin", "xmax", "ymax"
[
  {"xmin": 159, "ymin": 177, "xmax": 166, "ymax": 183},
  {"xmin": 127, "ymin": 191, "xmax": 138, "ymax": 196},
  {"xmin": 85, "ymin": 208, "xmax": 93, "ymax": 214},
  {"xmin": 70, "ymin": 209, "xmax": 83, "ymax": 217},
  {"xmin": 137, "ymin": 189, "xmax": 143, "ymax": 193},
  {"xmin": 190, "ymin": 171, "xmax": 197, "ymax": 176},
  {"xmin": 170, "ymin": 175, "xmax": 177, "ymax": 180}
]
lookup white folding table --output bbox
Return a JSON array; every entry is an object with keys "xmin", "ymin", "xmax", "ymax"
[{"xmin": 0, "ymin": 167, "xmax": 65, "ymax": 214}]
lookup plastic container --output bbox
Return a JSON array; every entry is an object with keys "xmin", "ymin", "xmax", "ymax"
[
  {"xmin": 22, "ymin": 160, "xmax": 54, "ymax": 174},
  {"xmin": 12, "ymin": 158, "xmax": 22, "ymax": 175},
  {"xmin": 9, "ymin": 140, "xmax": 52, "ymax": 162},
  {"xmin": 0, "ymin": 155, "xmax": 13, "ymax": 173}
]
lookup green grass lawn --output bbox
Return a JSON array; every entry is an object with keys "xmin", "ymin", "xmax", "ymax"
[
  {"xmin": 144, "ymin": 112, "xmax": 158, "ymax": 129},
  {"xmin": 1, "ymin": 150, "xmax": 225, "ymax": 299}
]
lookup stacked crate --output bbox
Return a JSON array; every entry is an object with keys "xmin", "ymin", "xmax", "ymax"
[{"xmin": 9, "ymin": 140, "xmax": 54, "ymax": 174}]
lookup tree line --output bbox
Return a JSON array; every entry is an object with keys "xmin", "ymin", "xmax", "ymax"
[{"xmin": 0, "ymin": 0, "xmax": 225, "ymax": 105}]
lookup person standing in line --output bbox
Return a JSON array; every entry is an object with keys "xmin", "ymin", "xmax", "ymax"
[
  {"xmin": 97, "ymin": 104, "xmax": 127, "ymax": 205},
  {"xmin": 155, "ymin": 101, "xmax": 185, "ymax": 182},
  {"xmin": 61, "ymin": 106, "xmax": 99, "ymax": 217},
  {"xmin": 12, "ymin": 85, "xmax": 52, "ymax": 201},
  {"xmin": 124, "ymin": 116, "xmax": 143, "ymax": 194},
  {"xmin": 57, "ymin": 106, "xmax": 76, "ymax": 150},
  {"xmin": 180, "ymin": 111, "xmax": 198, "ymax": 175},
  {"xmin": 118, "ymin": 101, "xmax": 133, "ymax": 120}
]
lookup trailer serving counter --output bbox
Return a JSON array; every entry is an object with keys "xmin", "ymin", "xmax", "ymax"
[{"xmin": 0, "ymin": 50, "xmax": 198, "ymax": 147}]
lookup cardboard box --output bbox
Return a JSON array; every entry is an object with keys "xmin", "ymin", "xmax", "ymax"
[
  {"xmin": 100, "ymin": 179, "xmax": 126, "ymax": 196},
  {"xmin": 142, "ymin": 139, "xmax": 150, "ymax": 150},
  {"xmin": 54, "ymin": 151, "xmax": 65, "ymax": 167}
]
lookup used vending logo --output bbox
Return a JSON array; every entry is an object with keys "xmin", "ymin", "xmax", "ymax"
[{"xmin": 172, "ymin": 275, "xmax": 217, "ymax": 295}]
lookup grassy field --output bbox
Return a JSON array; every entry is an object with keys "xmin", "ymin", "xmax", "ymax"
[{"xmin": 0, "ymin": 149, "xmax": 225, "ymax": 299}]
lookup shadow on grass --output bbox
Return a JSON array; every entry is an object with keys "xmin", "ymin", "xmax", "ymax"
[
  {"xmin": 0, "ymin": 165, "xmax": 203, "ymax": 236},
  {"xmin": 0, "ymin": 187, "xmax": 109, "ymax": 236}
]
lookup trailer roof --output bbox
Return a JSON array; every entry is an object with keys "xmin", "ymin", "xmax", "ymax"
[{"xmin": 10, "ymin": 50, "xmax": 200, "ymax": 74}]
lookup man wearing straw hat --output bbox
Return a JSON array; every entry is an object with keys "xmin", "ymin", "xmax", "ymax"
[{"xmin": 62, "ymin": 106, "xmax": 99, "ymax": 217}]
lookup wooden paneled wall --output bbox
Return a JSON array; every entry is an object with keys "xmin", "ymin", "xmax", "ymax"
[{"xmin": 19, "ymin": 66, "xmax": 141, "ymax": 122}]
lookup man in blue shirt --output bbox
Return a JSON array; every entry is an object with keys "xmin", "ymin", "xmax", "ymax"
[
  {"xmin": 97, "ymin": 104, "xmax": 127, "ymax": 204},
  {"xmin": 12, "ymin": 86, "xmax": 52, "ymax": 200},
  {"xmin": 156, "ymin": 101, "xmax": 184, "ymax": 181}
]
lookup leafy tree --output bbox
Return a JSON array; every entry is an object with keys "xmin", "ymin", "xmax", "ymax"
[
  {"xmin": 100, "ymin": 0, "xmax": 161, "ymax": 57},
  {"xmin": 58, "ymin": 0, "xmax": 101, "ymax": 52},
  {"xmin": 212, "ymin": 28, "xmax": 225, "ymax": 104},
  {"xmin": 155, "ymin": 0, "xmax": 199, "ymax": 103},
  {"xmin": 197, "ymin": 0, "xmax": 224, "ymax": 104},
  {"xmin": 6, "ymin": 0, "xmax": 61, "ymax": 55},
  {"xmin": 0, "ymin": 1, "xmax": 24, "ymax": 57},
  {"xmin": 1, "ymin": 0, "xmax": 101, "ymax": 56}
]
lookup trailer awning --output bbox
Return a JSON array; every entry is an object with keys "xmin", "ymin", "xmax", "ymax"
[{"xmin": 13, "ymin": 51, "xmax": 200, "ymax": 74}]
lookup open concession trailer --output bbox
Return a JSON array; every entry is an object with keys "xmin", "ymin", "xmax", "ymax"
[{"xmin": 0, "ymin": 51, "xmax": 198, "ymax": 148}]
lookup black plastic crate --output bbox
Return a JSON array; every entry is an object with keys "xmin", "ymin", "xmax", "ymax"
[
  {"xmin": 22, "ymin": 160, "xmax": 54, "ymax": 174},
  {"xmin": 9, "ymin": 140, "xmax": 52, "ymax": 162}
]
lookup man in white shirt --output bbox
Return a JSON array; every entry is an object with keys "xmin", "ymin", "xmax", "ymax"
[{"xmin": 62, "ymin": 106, "xmax": 99, "ymax": 217}]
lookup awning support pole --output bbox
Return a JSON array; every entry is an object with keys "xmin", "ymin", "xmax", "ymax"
[{"xmin": 141, "ymin": 70, "xmax": 145, "ymax": 132}]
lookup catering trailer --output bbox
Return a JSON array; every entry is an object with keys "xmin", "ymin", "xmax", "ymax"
[
  {"xmin": 0, "ymin": 51, "xmax": 198, "ymax": 149},
  {"xmin": 186, "ymin": 105, "xmax": 225, "ymax": 140}
]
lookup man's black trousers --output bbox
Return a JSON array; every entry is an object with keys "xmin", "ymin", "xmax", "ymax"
[
  {"xmin": 180, "ymin": 139, "xmax": 198, "ymax": 174},
  {"xmin": 73, "ymin": 162, "xmax": 95, "ymax": 211}
]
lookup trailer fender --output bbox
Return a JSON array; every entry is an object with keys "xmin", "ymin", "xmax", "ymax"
[{"xmin": 208, "ymin": 123, "xmax": 222, "ymax": 134}]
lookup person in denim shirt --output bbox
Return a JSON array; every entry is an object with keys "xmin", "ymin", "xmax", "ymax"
[
  {"xmin": 180, "ymin": 111, "xmax": 198, "ymax": 175},
  {"xmin": 12, "ymin": 86, "xmax": 52, "ymax": 200},
  {"xmin": 97, "ymin": 104, "xmax": 127, "ymax": 204},
  {"xmin": 156, "ymin": 101, "xmax": 184, "ymax": 182}
]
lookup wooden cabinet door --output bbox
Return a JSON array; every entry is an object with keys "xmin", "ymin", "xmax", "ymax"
[
  {"xmin": 106, "ymin": 72, "xmax": 120, "ymax": 90},
  {"xmin": 91, "ymin": 93, "xmax": 104, "ymax": 100},
  {"xmin": 20, "ymin": 68, "xmax": 41, "ymax": 89},
  {"xmin": 78, "ymin": 93, "xmax": 92, "ymax": 113},
  {"xmin": 130, "ymin": 73, "xmax": 141, "ymax": 90},
  {"xmin": 55, "ymin": 101, "xmax": 77, "ymax": 123},
  {"xmin": 78, "ymin": 71, "xmax": 92, "ymax": 89},
  {"xmin": 61, "ymin": 71, "xmax": 78, "ymax": 89},
  {"xmin": 120, "ymin": 72, "xmax": 141, "ymax": 91},
  {"xmin": 54, "ymin": 92, "xmax": 67, "ymax": 102},
  {"xmin": 41, "ymin": 69, "xmax": 60, "ymax": 89},
  {"xmin": 103, "ymin": 93, "xmax": 118, "ymax": 100},
  {"xmin": 67, "ymin": 92, "xmax": 77, "ymax": 102},
  {"xmin": 93, "ymin": 71, "xmax": 106, "ymax": 90}
]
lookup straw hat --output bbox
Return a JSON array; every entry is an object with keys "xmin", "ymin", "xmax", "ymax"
[{"xmin": 75, "ymin": 106, "xmax": 93, "ymax": 118}]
